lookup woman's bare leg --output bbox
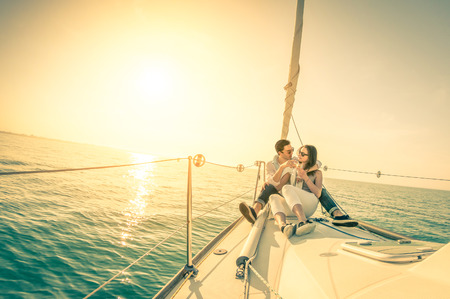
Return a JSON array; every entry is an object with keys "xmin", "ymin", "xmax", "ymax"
[
  {"xmin": 292, "ymin": 204, "xmax": 307, "ymax": 223},
  {"xmin": 274, "ymin": 212, "xmax": 287, "ymax": 230}
]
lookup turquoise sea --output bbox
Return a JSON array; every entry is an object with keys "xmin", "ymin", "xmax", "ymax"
[{"xmin": 1, "ymin": 132, "xmax": 449, "ymax": 298}]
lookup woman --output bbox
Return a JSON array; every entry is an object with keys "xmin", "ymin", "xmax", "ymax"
[{"xmin": 270, "ymin": 145, "xmax": 322, "ymax": 237}]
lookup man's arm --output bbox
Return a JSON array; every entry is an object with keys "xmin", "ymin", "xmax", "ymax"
[
  {"xmin": 272, "ymin": 160, "xmax": 297, "ymax": 183},
  {"xmin": 275, "ymin": 172, "xmax": 291, "ymax": 191},
  {"xmin": 308, "ymin": 160, "xmax": 322, "ymax": 172}
]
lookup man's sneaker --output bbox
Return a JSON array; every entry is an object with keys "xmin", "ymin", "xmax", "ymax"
[
  {"xmin": 332, "ymin": 215, "xmax": 358, "ymax": 227},
  {"xmin": 296, "ymin": 220, "xmax": 316, "ymax": 236},
  {"xmin": 239, "ymin": 202, "xmax": 257, "ymax": 224},
  {"xmin": 281, "ymin": 223, "xmax": 295, "ymax": 239}
]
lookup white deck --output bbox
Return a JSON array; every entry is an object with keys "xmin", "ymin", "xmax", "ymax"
[{"xmin": 163, "ymin": 212, "xmax": 450, "ymax": 298}]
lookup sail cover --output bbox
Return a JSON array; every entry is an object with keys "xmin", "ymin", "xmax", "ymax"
[{"xmin": 281, "ymin": 0, "xmax": 305, "ymax": 139}]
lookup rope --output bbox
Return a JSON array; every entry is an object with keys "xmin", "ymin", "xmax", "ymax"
[
  {"xmin": 326, "ymin": 167, "xmax": 450, "ymax": 182},
  {"xmin": 248, "ymin": 264, "xmax": 283, "ymax": 298},
  {"xmin": 241, "ymin": 235, "xmax": 260, "ymax": 298},
  {"xmin": 315, "ymin": 220, "xmax": 379, "ymax": 241},
  {"xmin": 0, "ymin": 158, "xmax": 186, "ymax": 176},
  {"xmin": 243, "ymin": 261, "xmax": 249, "ymax": 299},
  {"xmin": 316, "ymin": 190, "xmax": 388, "ymax": 240},
  {"xmin": 355, "ymin": 223, "xmax": 388, "ymax": 241}
]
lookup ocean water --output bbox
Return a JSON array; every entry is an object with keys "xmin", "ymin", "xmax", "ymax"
[{"xmin": 0, "ymin": 132, "xmax": 449, "ymax": 298}]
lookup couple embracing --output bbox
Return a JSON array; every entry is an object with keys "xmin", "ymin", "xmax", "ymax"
[{"xmin": 239, "ymin": 139, "xmax": 357, "ymax": 238}]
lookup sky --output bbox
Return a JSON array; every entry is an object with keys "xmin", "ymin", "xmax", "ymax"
[{"xmin": 0, "ymin": 0, "xmax": 449, "ymax": 191}]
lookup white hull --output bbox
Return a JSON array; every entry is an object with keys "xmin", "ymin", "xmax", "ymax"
[{"xmin": 156, "ymin": 209, "xmax": 450, "ymax": 298}]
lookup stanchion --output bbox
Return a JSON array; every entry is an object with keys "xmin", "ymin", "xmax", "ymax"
[
  {"xmin": 253, "ymin": 161, "xmax": 264, "ymax": 200},
  {"xmin": 183, "ymin": 154, "xmax": 205, "ymax": 277}
]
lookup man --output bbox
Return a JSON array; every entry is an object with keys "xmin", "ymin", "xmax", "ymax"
[{"xmin": 239, "ymin": 139, "xmax": 358, "ymax": 227}]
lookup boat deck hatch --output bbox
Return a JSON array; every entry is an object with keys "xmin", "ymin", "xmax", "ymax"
[{"xmin": 341, "ymin": 240, "xmax": 444, "ymax": 263}]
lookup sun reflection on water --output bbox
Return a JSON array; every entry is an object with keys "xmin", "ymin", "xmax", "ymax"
[{"xmin": 121, "ymin": 152, "xmax": 156, "ymax": 246}]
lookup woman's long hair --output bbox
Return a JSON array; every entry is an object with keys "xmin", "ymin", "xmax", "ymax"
[{"xmin": 300, "ymin": 145, "xmax": 317, "ymax": 174}]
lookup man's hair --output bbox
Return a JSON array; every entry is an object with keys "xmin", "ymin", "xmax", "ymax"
[{"xmin": 275, "ymin": 139, "xmax": 290, "ymax": 154}]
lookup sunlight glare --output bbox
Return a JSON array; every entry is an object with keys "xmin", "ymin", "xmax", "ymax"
[{"xmin": 120, "ymin": 152, "xmax": 156, "ymax": 246}]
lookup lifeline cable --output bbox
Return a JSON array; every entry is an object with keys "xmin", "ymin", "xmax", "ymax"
[
  {"xmin": 0, "ymin": 158, "xmax": 186, "ymax": 176},
  {"xmin": 84, "ymin": 187, "xmax": 253, "ymax": 298},
  {"xmin": 205, "ymin": 161, "xmax": 255, "ymax": 170},
  {"xmin": 83, "ymin": 222, "xmax": 187, "ymax": 299},
  {"xmin": 192, "ymin": 189, "xmax": 253, "ymax": 222},
  {"xmin": 327, "ymin": 167, "xmax": 450, "ymax": 182},
  {"xmin": 290, "ymin": 115, "xmax": 449, "ymax": 183},
  {"xmin": 206, "ymin": 161, "xmax": 239, "ymax": 169},
  {"xmin": 1, "ymin": 156, "xmax": 264, "ymax": 297}
]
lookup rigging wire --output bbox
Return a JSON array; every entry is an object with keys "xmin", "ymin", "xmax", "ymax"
[
  {"xmin": 291, "ymin": 114, "xmax": 303, "ymax": 146},
  {"xmin": 192, "ymin": 189, "xmax": 254, "ymax": 222},
  {"xmin": 1, "ymin": 155, "xmax": 256, "ymax": 298},
  {"xmin": 243, "ymin": 209, "xmax": 282, "ymax": 298},
  {"xmin": 205, "ymin": 161, "xmax": 256, "ymax": 171},
  {"xmin": 0, "ymin": 158, "xmax": 256, "ymax": 178},
  {"xmin": 290, "ymin": 114, "xmax": 449, "ymax": 182},
  {"xmin": 82, "ymin": 161, "xmax": 253, "ymax": 298},
  {"xmin": 83, "ymin": 187, "xmax": 252, "ymax": 298},
  {"xmin": 5, "ymin": 146, "xmax": 445, "ymax": 295},
  {"xmin": 326, "ymin": 167, "xmax": 450, "ymax": 182},
  {"xmin": 0, "ymin": 158, "xmax": 186, "ymax": 176},
  {"xmin": 206, "ymin": 161, "xmax": 240, "ymax": 169},
  {"xmin": 84, "ymin": 222, "xmax": 187, "ymax": 299},
  {"xmin": 248, "ymin": 264, "xmax": 283, "ymax": 299}
]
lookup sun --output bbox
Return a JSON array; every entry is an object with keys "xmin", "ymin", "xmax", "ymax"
[
  {"xmin": 134, "ymin": 66, "xmax": 171, "ymax": 99},
  {"xmin": 129, "ymin": 59, "xmax": 177, "ymax": 101}
]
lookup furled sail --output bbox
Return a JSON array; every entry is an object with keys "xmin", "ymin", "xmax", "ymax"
[{"xmin": 281, "ymin": 0, "xmax": 305, "ymax": 139}]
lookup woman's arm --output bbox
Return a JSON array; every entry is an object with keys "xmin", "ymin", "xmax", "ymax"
[{"xmin": 299, "ymin": 169, "xmax": 323, "ymax": 198}]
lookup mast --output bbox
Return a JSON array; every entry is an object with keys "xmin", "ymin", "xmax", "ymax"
[{"xmin": 281, "ymin": 0, "xmax": 305, "ymax": 139}]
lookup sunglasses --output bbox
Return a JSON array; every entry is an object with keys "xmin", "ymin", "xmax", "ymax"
[
  {"xmin": 283, "ymin": 147, "xmax": 294, "ymax": 154},
  {"xmin": 299, "ymin": 152, "xmax": 309, "ymax": 157}
]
